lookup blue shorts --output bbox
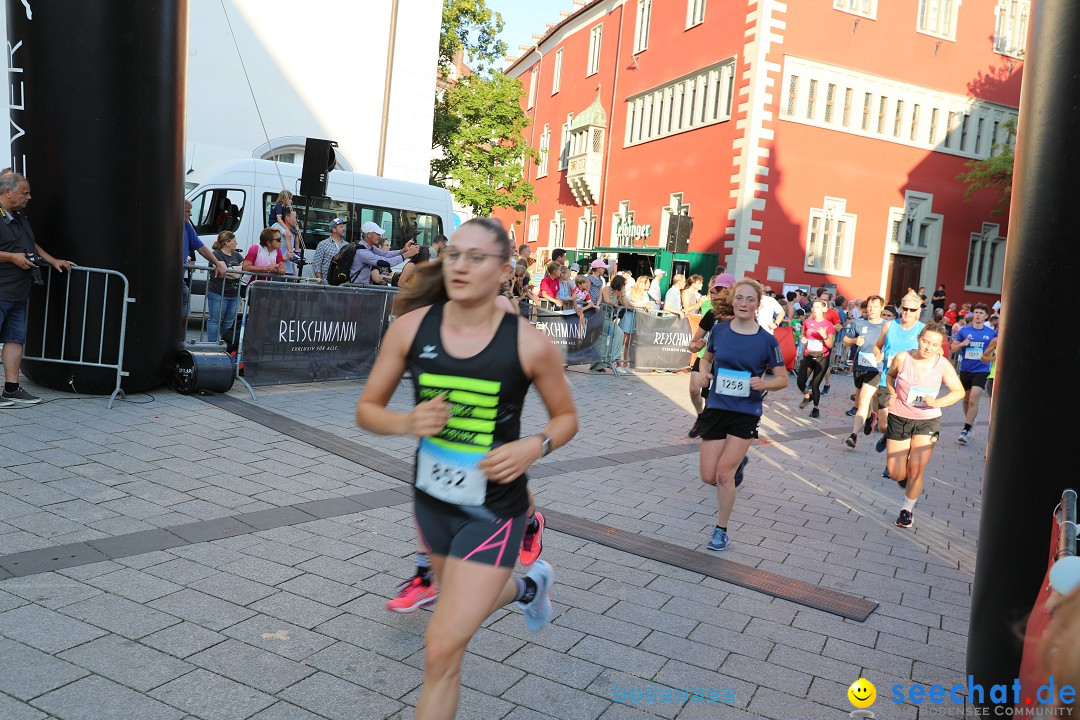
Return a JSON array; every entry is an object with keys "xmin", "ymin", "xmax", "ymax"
[{"xmin": 0, "ymin": 298, "xmax": 27, "ymax": 344}]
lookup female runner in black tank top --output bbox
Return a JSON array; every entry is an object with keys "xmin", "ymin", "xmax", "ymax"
[{"xmin": 356, "ymin": 218, "xmax": 578, "ymax": 720}]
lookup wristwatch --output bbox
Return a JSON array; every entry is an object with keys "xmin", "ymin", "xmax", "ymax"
[{"xmin": 538, "ymin": 433, "xmax": 552, "ymax": 457}]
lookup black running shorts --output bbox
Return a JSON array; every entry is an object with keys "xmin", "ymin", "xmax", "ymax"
[
  {"xmin": 853, "ymin": 370, "xmax": 880, "ymax": 389},
  {"xmin": 886, "ymin": 413, "xmax": 941, "ymax": 441},
  {"xmin": 697, "ymin": 408, "xmax": 760, "ymax": 441},
  {"xmin": 413, "ymin": 489, "xmax": 527, "ymax": 568},
  {"xmin": 958, "ymin": 371, "xmax": 989, "ymax": 390}
]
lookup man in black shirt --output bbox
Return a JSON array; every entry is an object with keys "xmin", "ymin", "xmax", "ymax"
[{"xmin": 0, "ymin": 172, "xmax": 74, "ymax": 406}]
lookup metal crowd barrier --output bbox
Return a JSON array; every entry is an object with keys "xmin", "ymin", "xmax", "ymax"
[{"xmin": 22, "ymin": 265, "xmax": 134, "ymax": 409}]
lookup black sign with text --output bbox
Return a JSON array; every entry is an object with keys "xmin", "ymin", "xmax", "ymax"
[
  {"xmin": 241, "ymin": 282, "xmax": 397, "ymax": 386},
  {"xmin": 629, "ymin": 312, "xmax": 693, "ymax": 370}
]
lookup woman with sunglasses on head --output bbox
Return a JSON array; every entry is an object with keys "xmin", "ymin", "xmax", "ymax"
[
  {"xmin": 694, "ymin": 278, "xmax": 788, "ymax": 551},
  {"xmin": 356, "ymin": 218, "xmax": 577, "ymax": 720},
  {"xmin": 870, "ymin": 293, "xmax": 926, "ymax": 476}
]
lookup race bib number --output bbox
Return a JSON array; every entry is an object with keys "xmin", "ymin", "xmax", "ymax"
[
  {"xmin": 964, "ymin": 347, "xmax": 982, "ymax": 361},
  {"xmin": 906, "ymin": 386, "xmax": 937, "ymax": 408},
  {"xmin": 415, "ymin": 439, "xmax": 487, "ymax": 506},
  {"xmin": 807, "ymin": 338, "xmax": 824, "ymax": 353},
  {"xmin": 857, "ymin": 351, "xmax": 878, "ymax": 368},
  {"xmin": 714, "ymin": 368, "xmax": 751, "ymax": 398}
]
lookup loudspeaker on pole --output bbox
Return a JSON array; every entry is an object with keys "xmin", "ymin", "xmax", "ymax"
[
  {"xmin": 299, "ymin": 138, "xmax": 338, "ymax": 197},
  {"xmin": 666, "ymin": 215, "xmax": 693, "ymax": 254}
]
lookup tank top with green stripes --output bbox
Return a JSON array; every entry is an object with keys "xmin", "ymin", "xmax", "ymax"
[{"xmin": 407, "ymin": 302, "xmax": 532, "ymax": 517}]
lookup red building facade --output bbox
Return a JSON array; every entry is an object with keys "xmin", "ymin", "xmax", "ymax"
[{"xmin": 493, "ymin": 0, "xmax": 1027, "ymax": 304}]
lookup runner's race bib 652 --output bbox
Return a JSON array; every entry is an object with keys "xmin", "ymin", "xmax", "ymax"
[
  {"xmin": 714, "ymin": 368, "xmax": 752, "ymax": 398},
  {"xmin": 415, "ymin": 438, "xmax": 487, "ymax": 506}
]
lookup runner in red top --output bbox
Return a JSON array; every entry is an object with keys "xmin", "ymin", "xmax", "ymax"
[{"xmin": 796, "ymin": 300, "xmax": 834, "ymax": 419}]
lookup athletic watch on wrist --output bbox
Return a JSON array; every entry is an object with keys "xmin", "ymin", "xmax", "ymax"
[{"xmin": 538, "ymin": 433, "xmax": 552, "ymax": 457}]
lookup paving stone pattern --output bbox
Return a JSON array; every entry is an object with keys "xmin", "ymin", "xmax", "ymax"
[{"xmin": 0, "ymin": 369, "xmax": 983, "ymax": 718}]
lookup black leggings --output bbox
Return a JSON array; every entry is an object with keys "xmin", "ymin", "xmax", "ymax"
[{"xmin": 797, "ymin": 355, "xmax": 828, "ymax": 407}]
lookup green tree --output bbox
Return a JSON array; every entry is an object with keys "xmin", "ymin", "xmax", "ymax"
[
  {"xmin": 958, "ymin": 118, "xmax": 1016, "ymax": 214},
  {"xmin": 431, "ymin": 0, "xmax": 537, "ymax": 216},
  {"xmin": 439, "ymin": 0, "xmax": 507, "ymax": 74},
  {"xmin": 431, "ymin": 72, "xmax": 538, "ymax": 215}
]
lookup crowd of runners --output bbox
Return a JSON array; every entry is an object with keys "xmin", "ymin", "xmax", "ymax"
[{"xmin": 352, "ymin": 225, "xmax": 998, "ymax": 719}]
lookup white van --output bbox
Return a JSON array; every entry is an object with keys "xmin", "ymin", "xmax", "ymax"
[{"xmin": 185, "ymin": 158, "xmax": 455, "ymax": 281}]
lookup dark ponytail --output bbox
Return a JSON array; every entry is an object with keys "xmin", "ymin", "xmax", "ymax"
[
  {"xmin": 394, "ymin": 218, "xmax": 512, "ymax": 316},
  {"xmin": 394, "ymin": 260, "xmax": 449, "ymax": 315}
]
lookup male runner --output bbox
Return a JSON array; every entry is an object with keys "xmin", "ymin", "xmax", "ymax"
[
  {"xmin": 871, "ymin": 293, "xmax": 925, "ymax": 474},
  {"xmin": 841, "ymin": 295, "xmax": 886, "ymax": 448},
  {"xmin": 949, "ymin": 302, "xmax": 997, "ymax": 444}
]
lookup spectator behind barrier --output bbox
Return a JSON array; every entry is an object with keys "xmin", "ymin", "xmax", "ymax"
[{"xmin": 206, "ymin": 230, "xmax": 244, "ymax": 345}]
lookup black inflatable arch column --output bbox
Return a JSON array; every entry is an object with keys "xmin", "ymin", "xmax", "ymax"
[{"xmin": 7, "ymin": 0, "xmax": 188, "ymax": 393}]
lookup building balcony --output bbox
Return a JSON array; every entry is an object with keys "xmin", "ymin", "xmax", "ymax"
[{"xmin": 566, "ymin": 151, "xmax": 603, "ymax": 206}]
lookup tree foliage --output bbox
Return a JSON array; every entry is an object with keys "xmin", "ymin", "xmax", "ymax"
[
  {"xmin": 958, "ymin": 118, "xmax": 1016, "ymax": 214},
  {"xmin": 431, "ymin": 72, "xmax": 538, "ymax": 215},
  {"xmin": 439, "ymin": 0, "xmax": 507, "ymax": 74},
  {"xmin": 432, "ymin": 0, "xmax": 536, "ymax": 216}
]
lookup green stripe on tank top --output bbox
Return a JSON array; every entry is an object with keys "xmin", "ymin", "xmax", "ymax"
[
  {"xmin": 428, "ymin": 437, "xmax": 490, "ymax": 455},
  {"xmin": 437, "ymin": 427, "xmax": 494, "ymax": 446},
  {"xmin": 451, "ymin": 404, "xmax": 497, "ymax": 420},
  {"xmin": 419, "ymin": 387, "xmax": 499, "ymax": 408},
  {"xmin": 445, "ymin": 416, "xmax": 497, "ymax": 434},
  {"xmin": 418, "ymin": 373, "xmax": 501, "ymax": 396}
]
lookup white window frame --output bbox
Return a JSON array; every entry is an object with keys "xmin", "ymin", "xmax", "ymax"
[
  {"xmin": 528, "ymin": 214, "xmax": 540, "ymax": 245},
  {"xmin": 611, "ymin": 200, "xmax": 634, "ymax": 247},
  {"xmin": 559, "ymin": 115, "xmax": 572, "ymax": 171},
  {"xmin": 552, "ymin": 49, "xmax": 563, "ymax": 94},
  {"xmin": 687, "ymin": 0, "xmax": 706, "ymax": 28},
  {"xmin": 804, "ymin": 197, "xmax": 856, "ymax": 276},
  {"xmin": 537, "ymin": 124, "xmax": 551, "ymax": 178},
  {"xmin": 578, "ymin": 208, "xmax": 597, "ymax": 249},
  {"xmin": 833, "ymin": 0, "xmax": 877, "ymax": 20},
  {"xmin": 917, "ymin": 0, "xmax": 961, "ymax": 41},
  {"xmin": 633, "ymin": 0, "xmax": 652, "ymax": 54},
  {"xmin": 624, "ymin": 59, "xmax": 736, "ymax": 147},
  {"xmin": 527, "ymin": 68, "xmax": 537, "ymax": 109},
  {"xmin": 549, "ymin": 210, "xmax": 566, "ymax": 248},
  {"xmin": 993, "ymin": 0, "xmax": 1029, "ymax": 58},
  {"xmin": 587, "ymin": 24, "xmax": 603, "ymax": 77},
  {"xmin": 965, "ymin": 222, "xmax": 1006, "ymax": 293},
  {"xmin": 779, "ymin": 56, "xmax": 1016, "ymax": 161}
]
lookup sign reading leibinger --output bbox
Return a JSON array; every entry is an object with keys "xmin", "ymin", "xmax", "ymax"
[{"xmin": 242, "ymin": 281, "xmax": 395, "ymax": 386}]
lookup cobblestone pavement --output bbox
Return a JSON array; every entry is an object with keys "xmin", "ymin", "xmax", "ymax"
[{"xmin": 0, "ymin": 365, "xmax": 984, "ymax": 719}]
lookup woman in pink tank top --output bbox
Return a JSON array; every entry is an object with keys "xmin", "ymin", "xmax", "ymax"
[{"xmin": 884, "ymin": 323, "xmax": 965, "ymax": 529}]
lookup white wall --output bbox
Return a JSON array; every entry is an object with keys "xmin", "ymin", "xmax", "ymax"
[{"xmin": 1, "ymin": 0, "xmax": 441, "ymax": 184}]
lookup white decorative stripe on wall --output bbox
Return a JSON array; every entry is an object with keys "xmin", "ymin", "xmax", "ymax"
[{"xmin": 726, "ymin": 0, "xmax": 787, "ymax": 277}]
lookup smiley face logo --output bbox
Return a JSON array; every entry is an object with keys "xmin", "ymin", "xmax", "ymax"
[{"xmin": 848, "ymin": 678, "xmax": 876, "ymax": 708}]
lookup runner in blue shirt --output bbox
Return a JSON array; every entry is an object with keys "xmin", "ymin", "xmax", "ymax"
[
  {"xmin": 841, "ymin": 295, "xmax": 887, "ymax": 449},
  {"xmin": 950, "ymin": 302, "xmax": 998, "ymax": 445},
  {"xmin": 695, "ymin": 278, "xmax": 787, "ymax": 552}
]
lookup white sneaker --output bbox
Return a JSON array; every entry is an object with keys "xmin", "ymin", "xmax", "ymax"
[{"xmin": 958, "ymin": 430, "xmax": 970, "ymax": 445}]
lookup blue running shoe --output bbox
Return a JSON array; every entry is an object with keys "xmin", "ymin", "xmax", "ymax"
[
  {"xmin": 707, "ymin": 527, "xmax": 729, "ymax": 551},
  {"xmin": 845, "ymin": 407, "xmax": 857, "ymax": 417},
  {"xmin": 875, "ymin": 434, "xmax": 887, "ymax": 453},
  {"xmin": 882, "ymin": 467, "xmax": 891, "ymax": 479},
  {"xmin": 517, "ymin": 560, "xmax": 553, "ymax": 633}
]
